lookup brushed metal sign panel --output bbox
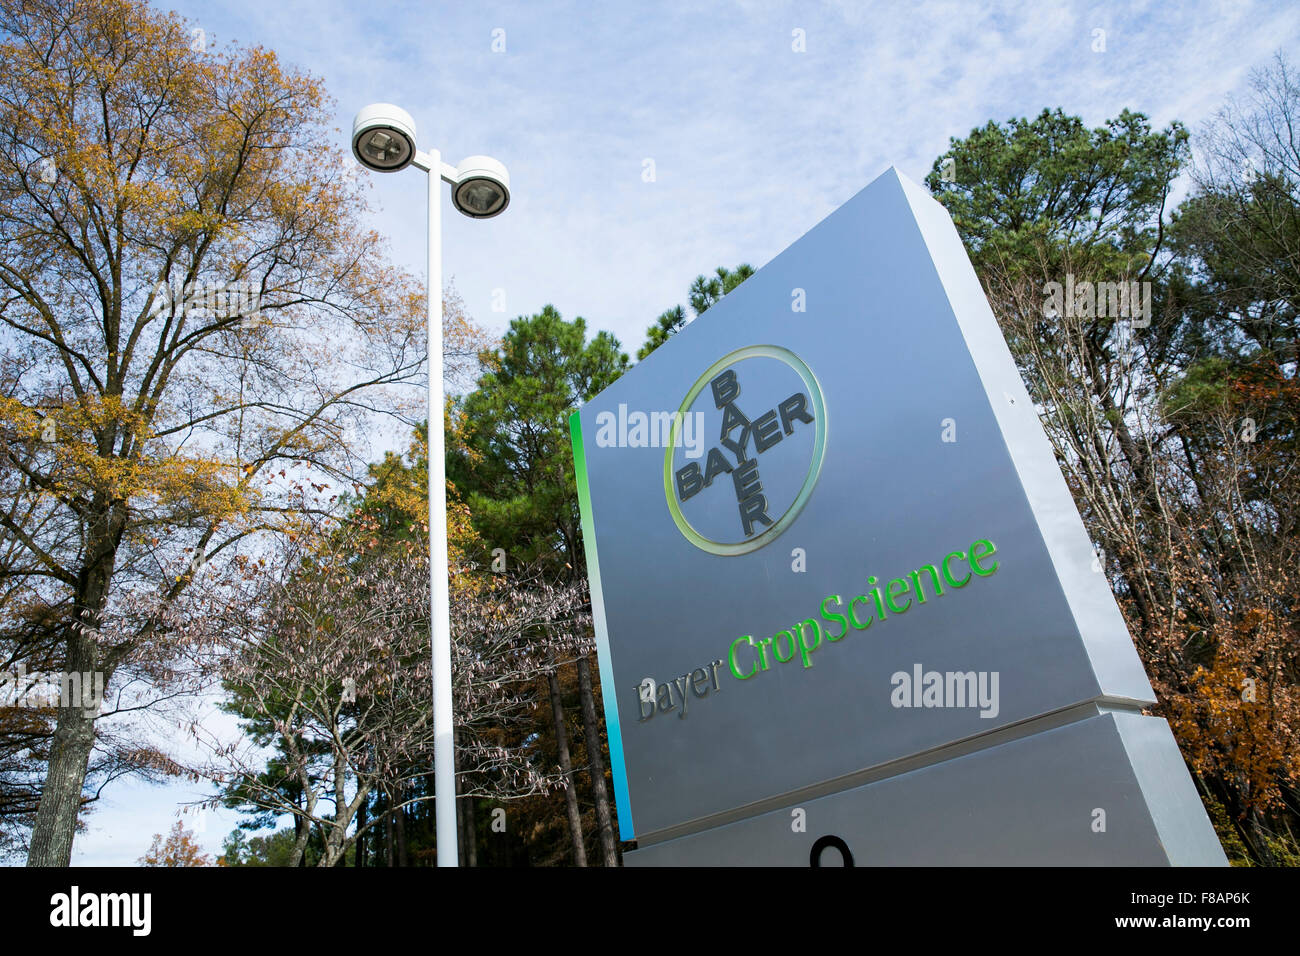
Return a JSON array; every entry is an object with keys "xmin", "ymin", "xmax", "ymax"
[{"xmin": 573, "ymin": 167, "xmax": 1161, "ymax": 841}]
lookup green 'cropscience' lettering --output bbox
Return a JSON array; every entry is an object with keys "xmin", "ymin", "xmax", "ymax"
[{"xmin": 724, "ymin": 538, "xmax": 999, "ymax": 684}]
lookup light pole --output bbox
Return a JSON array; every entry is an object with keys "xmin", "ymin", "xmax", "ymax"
[{"xmin": 351, "ymin": 103, "xmax": 510, "ymax": 867}]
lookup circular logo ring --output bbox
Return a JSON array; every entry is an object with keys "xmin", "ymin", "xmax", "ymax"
[{"xmin": 663, "ymin": 344, "xmax": 827, "ymax": 556}]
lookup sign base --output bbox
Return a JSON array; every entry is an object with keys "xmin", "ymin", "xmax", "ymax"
[{"xmin": 625, "ymin": 708, "xmax": 1226, "ymax": 866}]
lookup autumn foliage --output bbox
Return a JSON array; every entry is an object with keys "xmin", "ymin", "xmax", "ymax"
[{"xmin": 139, "ymin": 820, "xmax": 210, "ymax": 867}]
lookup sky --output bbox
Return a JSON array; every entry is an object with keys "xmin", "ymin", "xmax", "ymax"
[{"xmin": 52, "ymin": 0, "xmax": 1300, "ymax": 865}]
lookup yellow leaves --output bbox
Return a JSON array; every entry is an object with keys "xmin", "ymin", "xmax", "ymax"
[
  {"xmin": 138, "ymin": 819, "xmax": 211, "ymax": 867},
  {"xmin": 0, "ymin": 391, "xmax": 259, "ymax": 522},
  {"xmin": 1166, "ymin": 638, "xmax": 1299, "ymax": 814}
]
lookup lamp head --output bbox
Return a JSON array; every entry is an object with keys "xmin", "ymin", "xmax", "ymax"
[
  {"xmin": 452, "ymin": 155, "xmax": 510, "ymax": 218},
  {"xmin": 352, "ymin": 103, "xmax": 417, "ymax": 172}
]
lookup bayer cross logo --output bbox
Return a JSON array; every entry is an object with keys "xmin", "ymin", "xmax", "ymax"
[
  {"xmin": 665, "ymin": 345, "xmax": 826, "ymax": 555},
  {"xmin": 674, "ymin": 366, "xmax": 813, "ymax": 535}
]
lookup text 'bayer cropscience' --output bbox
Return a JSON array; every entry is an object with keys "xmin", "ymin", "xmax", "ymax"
[{"xmin": 633, "ymin": 538, "xmax": 1000, "ymax": 723}]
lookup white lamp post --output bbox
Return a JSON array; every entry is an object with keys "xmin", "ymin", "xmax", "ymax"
[{"xmin": 352, "ymin": 103, "xmax": 510, "ymax": 867}]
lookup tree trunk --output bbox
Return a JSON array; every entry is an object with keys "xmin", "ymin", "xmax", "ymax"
[
  {"xmin": 455, "ymin": 728, "xmax": 467, "ymax": 867},
  {"xmin": 394, "ymin": 786, "xmax": 408, "ymax": 867},
  {"xmin": 355, "ymin": 796, "xmax": 367, "ymax": 867},
  {"xmin": 577, "ymin": 655, "xmax": 618, "ymax": 866},
  {"xmin": 290, "ymin": 799, "xmax": 311, "ymax": 867},
  {"xmin": 464, "ymin": 797, "xmax": 478, "ymax": 868},
  {"xmin": 25, "ymin": 693, "xmax": 97, "ymax": 866},
  {"xmin": 456, "ymin": 790, "xmax": 467, "ymax": 867},
  {"xmin": 27, "ymin": 522, "xmax": 118, "ymax": 867},
  {"xmin": 383, "ymin": 790, "xmax": 395, "ymax": 867},
  {"xmin": 323, "ymin": 736, "xmax": 348, "ymax": 866},
  {"xmin": 548, "ymin": 666, "xmax": 586, "ymax": 866}
]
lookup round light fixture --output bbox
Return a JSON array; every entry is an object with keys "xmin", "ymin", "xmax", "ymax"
[
  {"xmin": 451, "ymin": 155, "xmax": 510, "ymax": 218},
  {"xmin": 352, "ymin": 103, "xmax": 417, "ymax": 172}
]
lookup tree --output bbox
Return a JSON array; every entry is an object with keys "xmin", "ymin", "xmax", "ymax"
[
  {"xmin": 185, "ymin": 500, "xmax": 592, "ymax": 866},
  {"xmin": 927, "ymin": 106, "xmax": 1193, "ymax": 634},
  {"xmin": 926, "ymin": 108, "xmax": 1187, "ymax": 284},
  {"xmin": 451, "ymin": 305, "xmax": 628, "ymax": 574},
  {"xmin": 1169, "ymin": 52, "xmax": 1299, "ymax": 378},
  {"xmin": 0, "ymin": 0, "xmax": 425, "ymax": 864},
  {"xmin": 218, "ymin": 826, "xmax": 317, "ymax": 866},
  {"xmin": 929, "ymin": 87, "xmax": 1300, "ymax": 863},
  {"xmin": 139, "ymin": 819, "xmax": 210, "ymax": 866},
  {"xmin": 1158, "ymin": 53, "xmax": 1300, "ymax": 862},
  {"xmin": 637, "ymin": 264, "xmax": 753, "ymax": 360}
]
